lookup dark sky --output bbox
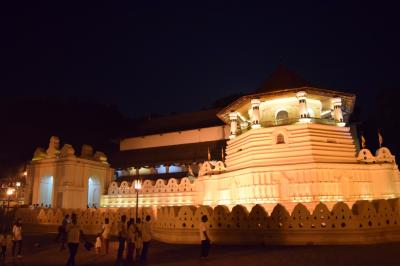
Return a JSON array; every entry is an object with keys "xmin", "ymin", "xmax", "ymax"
[{"xmin": 1, "ymin": 1, "xmax": 399, "ymax": 118}]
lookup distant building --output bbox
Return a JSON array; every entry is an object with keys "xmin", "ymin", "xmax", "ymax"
[{"xmin": 26, "ymin": 136, "xmax": 113, "ymax": 209}]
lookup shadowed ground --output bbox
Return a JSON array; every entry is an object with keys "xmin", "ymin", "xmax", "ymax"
[{"xmin": 0, "ymin": 233, "xmax": 400, "ymax": 266}]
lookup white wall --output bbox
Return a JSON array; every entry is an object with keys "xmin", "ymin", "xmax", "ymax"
[
  {"xmin": 39, "ymin": 176, "xmax": 53, "ymax": 206},
  {"xmin": 120, "ymin": 125, "xmax": 230, "ymax": 151},
  {"xmin": 88, "ymin": 177, "xmax": 101, "ymax": 207},
  {"xmin": 29, "ymin": 157, "xmax": 113, "ymax": 209}
]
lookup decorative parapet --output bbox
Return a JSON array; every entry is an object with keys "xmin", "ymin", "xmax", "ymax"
[
  {"xmin": 198, "ymin": 161, "xmax": 226, "ymax": 176},
  {"xmin": 375, "ymin": 147, "xmax": 396, "ymax": 163},
  {"xmin": 107, "ymin": 177, "xmax": 196, "ymax": 195},
  {"xmin": 31, "ymin": 136, "xmax": 108, "ymax": 163},
  {"xmin": 357, "ymin": 147, "xmax": 397, "ymax": 164},
  {"xmin": 60, "ymin": 144, "xmax": 76, "ymax": 158},
  {"xmin": 356, "ymin": 148, "xmax": 376, "ymax": 163},
  {"xmin": 16, "ymin": 198, "xmax": 400, "ymax": 245},
  {"xmin": 103, "ymin": 177, "xmax": 197, "ymax": 207}
]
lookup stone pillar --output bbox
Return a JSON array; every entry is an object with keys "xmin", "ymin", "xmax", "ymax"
[
  {"xmin": 149, "ymin": 166, "xmax": 156, "ymax": 174},
  {"xmin": 331, "ymin": 97, "xmax": 345, "ymax": 126},
  {"xmin": 229, "ymin": 111, "xmax": 238, "ymax": 139},
  {"xmin": 296, "ymin": 91, "xmax": 310, "ymax": 122},
  {"xmin": 165, "ymin": 164, "xmax": 170, "ymax": 174},
  {"xmin": 180, "ymin": 164, "xmax": 187, "ymax": 172},
  {"xmin": 251, "ymin": 99, "xmax": 261, "ymax": 129}
]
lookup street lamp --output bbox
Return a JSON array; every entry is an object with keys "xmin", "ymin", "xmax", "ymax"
[
  {"xmin": 134, "ymin": 180, "xmax": 142, "ymax": 222},
  {"xmin": 6, "ymin": 188, "xmax": 14, "ymax": 211},
  {"xmin": 15, "ymin": 182, "xmax": 21, "ymax": 205}
]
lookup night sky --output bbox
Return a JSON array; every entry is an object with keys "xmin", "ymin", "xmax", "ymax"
[
  {"xmin": 1, "ymin": 1, "xmax": 400, "ymax": 178},
  {"xmin": 2, "ymin": 1, "xmax": 399, "ymax": 118}
]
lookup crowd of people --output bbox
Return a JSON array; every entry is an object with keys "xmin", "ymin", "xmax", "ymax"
[
  {"xmin": 114, "ymin": 214, "xmax": 153, "ymax": 264},
  {"xmin": 0, "ymin": 212, "xmax": 212, "ymax": 265},
  {"xmin": 59, "ymin": 213, "xmax": 154, "ymax": 266},
  {"xmin": 61, "ymin": 213, "xmax": 210, "ymax": 265}
]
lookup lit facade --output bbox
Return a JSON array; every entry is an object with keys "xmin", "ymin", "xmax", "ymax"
[
  {"xmin": 27, "ymin": 137, "xmax": 114, "ymax": 209},
  {"xmin": 25, "ymin": 69, "xmax": 400, "ymax": 212},
  {"xmin": 102, "ymin": 86, "xmax": 400, "ymax": 213}
]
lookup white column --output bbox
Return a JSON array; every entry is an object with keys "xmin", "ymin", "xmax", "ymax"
[
  {"xmin": 331, "ymin": 98, "xmax": 345, "ymax": 127},
  {"xmin": 296, "ymin": 91, "xmax": 310, "ymax": 123},
  {"xmin": 229, "ymin": 111, "xmax": 238, "ymax": 139},
  {"xmin": 251, "ymin": 99, "xmax": 261, "ymax": 129}
]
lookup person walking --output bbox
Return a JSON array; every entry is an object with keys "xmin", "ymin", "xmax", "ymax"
[
  {"xmin": 199, "ymin": 215, "xmax": 210, "ymax": 259},
  {"xmin": 116, "ymin": 215, "xmax": 128, "ymax": 263},
  {"xmin": 12, "ymin": 219, "xmax": 22, "ymax": 258},
  {"xmin": 66, "ymin": 213, "xmax": 85, "ymax": 266},
  {"xmin": 0, "ymin": 230, "xmax": 8, "ymax": 260},
  {"xmin": 56, "ymin": 214, "xmax": 70, "ymax": 250},
  {"xmin": 100, "ymin": 218, "xmax": 111, "ymax": 254},
  {"xmin": 126, "ymin": 218, "xmax": 135, "ymax": 262},
  {"xmin": 140, "ymin": 215, "xmax": 152, "ymax": 262}
]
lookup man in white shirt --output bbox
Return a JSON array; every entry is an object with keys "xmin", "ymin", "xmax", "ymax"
[
  {"xmin": 66, "ymin": 214, "xmax": 84, "ymax": 266},
  {"xmin": 199, "ymin": 215, "xmax": 210, "ymax": 258},
  {"xmin": 116, "ymin": 215, "xmax": 127, "ymax": 262},
  {"xmin": 12, "ymin": 219, "xmax": 22, "ymax": 258},
  {"xmin": 140, "ymin": 215, "xmax": 152, "ymax": 262}
]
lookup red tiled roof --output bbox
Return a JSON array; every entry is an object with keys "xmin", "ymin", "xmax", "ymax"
[
  {"xmin": 256, "ymin": 65, "xmax": 312, "ymax": 93},
  {"xmin": 123, "ymin": 108, "xmax": 224, "ymax": 138}
]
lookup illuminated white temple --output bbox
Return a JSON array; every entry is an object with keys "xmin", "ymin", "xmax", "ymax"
[
  {"xmin": 26, "ymin": 67, "xmax": 400, "ymax": 212},
  {"xmin": 101, "ymin": 67, "xmax": 400, "ymax": 212},
  {"xmin": 19, "ymin": 66, "xmax": 400, "ymax": 246}
]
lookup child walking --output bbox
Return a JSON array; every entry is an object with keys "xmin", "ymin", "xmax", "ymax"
[{"xmin": 95, "ymin": 233, "xmax": 102, "ymax": 254}]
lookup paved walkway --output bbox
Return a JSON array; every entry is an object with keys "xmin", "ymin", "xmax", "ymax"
[{"xmin": 1, "ymin": 233, "xmax": 400, "ymax": 266}]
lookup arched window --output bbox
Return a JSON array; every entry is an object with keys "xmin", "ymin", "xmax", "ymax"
[
  {"xmin": 276, "ymin": 110, "xmax": 289, "ymax": 125},
  {"xmin": 276, "ymin": 134, "xmax": 285, "ymax": 144}
]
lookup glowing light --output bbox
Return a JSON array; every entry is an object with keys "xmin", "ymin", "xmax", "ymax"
[
  {"xmin": 134, "ymin": 180, "xmax": 142, "ymax": 190},
  {"xmin": 320, "ymin": 110, "xmax": 331, "ymax": 116},
  {"xmin": 336, "ymin": 122, "xmax": 346, "ymax": 127},
  {"xmin": 236, "ymin": 113, "xmax": 247, "ymax": 123},
  {"xmin": 299, "ymin": 118, "xmax": 311, "ymax": 123},
  {"xmin": 16, "ymin": 182, "xmax": 21, "ymax": 187},
  {"xmin": 260, "ymin": 97, "xmax": 322, "ymax": 106},
  {"xmin": 6, "ymin": 188, "xmax": 14, "ymax": 196}
]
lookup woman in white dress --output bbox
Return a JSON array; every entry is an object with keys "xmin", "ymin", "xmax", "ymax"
[{"xmin": 100, "ymin": 218, "xmax": 111, "ymax": 254}]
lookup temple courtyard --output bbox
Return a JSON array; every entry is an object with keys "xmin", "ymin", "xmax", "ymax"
[{"xmin": 1, "ymin": 233, "xmax": 399, "ymax": 266}]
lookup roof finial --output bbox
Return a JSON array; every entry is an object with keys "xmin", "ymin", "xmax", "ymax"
[
  {"xmin": 378, "ymin": 129, "xmax": 383, "ymax": 148},
  {"xmin": 361, "ymin": 134, "xmax": 366, "ymax": 149}
]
